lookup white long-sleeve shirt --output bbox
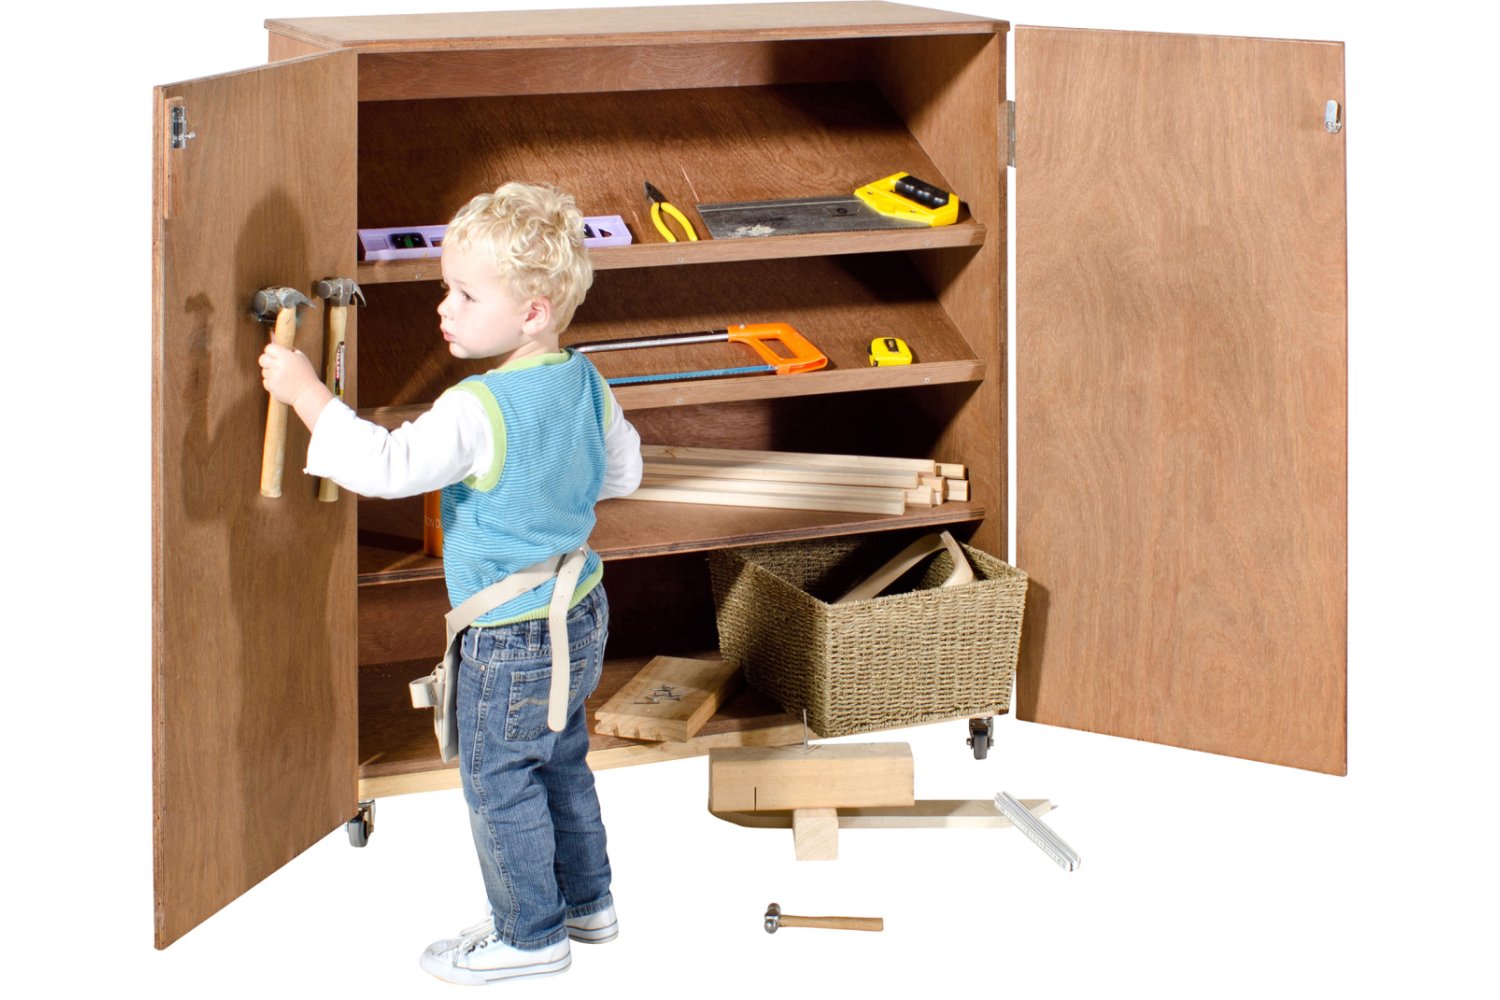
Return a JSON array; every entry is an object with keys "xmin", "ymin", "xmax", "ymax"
[{"xmin": 304, "ymin": 387, "xmax": 643, "ymax": 500}]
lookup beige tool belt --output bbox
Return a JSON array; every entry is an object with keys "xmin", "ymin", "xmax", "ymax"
[{"xmin": 409, "ymin": 547, "xmax": 589, "ymax": 763}]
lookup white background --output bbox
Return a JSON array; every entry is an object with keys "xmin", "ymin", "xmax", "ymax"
[{"xmin": 6, "ymin": 0, "xmax": 1496, "ymax": 996}]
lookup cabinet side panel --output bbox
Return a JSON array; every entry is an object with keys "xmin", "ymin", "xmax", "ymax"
[
  {"xmin": 869, "ymin": 30, "xmax": 1006, "ymax": 558},
  {"xmin": 152, "ymin": 52, "xmax": 359, "ymax": 946},
  {"xmin": 1015, "ymin": 29, "xmax": 1346, "ymax": 772}
]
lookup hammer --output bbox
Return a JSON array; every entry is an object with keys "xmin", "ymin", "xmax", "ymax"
[
  {"xmin": 252, "ymin": 286, "xmax": 312, "ymax": 498},
  {"xmin": 763, "ymin": 903, "xmax": 883, "ymax": 934},
  {"xmin": 312, "ymin": 277, "xmax": 365, "ymax": 502}
]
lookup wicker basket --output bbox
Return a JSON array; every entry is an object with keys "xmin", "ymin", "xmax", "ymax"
[{"xmin": 707, "ymin": 535, "xmax": 1028, "ymax": 738}]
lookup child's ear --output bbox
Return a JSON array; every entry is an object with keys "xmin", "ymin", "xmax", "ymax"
[{"xmin": 521, "ymin": 296, "xmax": 554, "ymax": 337}]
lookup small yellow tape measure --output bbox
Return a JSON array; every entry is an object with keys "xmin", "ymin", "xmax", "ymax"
[{"xmin": 868, "ymin": 336, "xmax": 913, "ymax": 366}]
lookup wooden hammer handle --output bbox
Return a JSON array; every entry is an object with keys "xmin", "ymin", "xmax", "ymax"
[
  {"xmin": 260, "ymin": 307, "xmax": 299, "ymax": 498},
  {"xmin": 316, "ymin": 304, "xmax": 349, "ymax": 502},
  {"xmin": 778, "ymin": 915, "xmax": 884, "ymax": 932}
]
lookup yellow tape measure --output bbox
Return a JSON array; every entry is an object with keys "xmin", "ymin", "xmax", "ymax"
[{"xmin": 868, "ymin": 336, "xmax": 913, "ymax": 366}]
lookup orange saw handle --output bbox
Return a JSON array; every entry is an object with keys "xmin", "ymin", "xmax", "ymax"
[{"xmin": 725, "ymin": 323, "xmax": 827, "ymax": 375}]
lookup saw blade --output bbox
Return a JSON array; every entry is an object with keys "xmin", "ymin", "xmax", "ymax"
[{"xmin": 696, "ymin": 195, "xmax": 929, "ymax": 239}]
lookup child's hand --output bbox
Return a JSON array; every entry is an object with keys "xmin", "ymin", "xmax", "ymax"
[{"xmin": 260, "ymin": 343, "xmax": 322, "ymax": 407}]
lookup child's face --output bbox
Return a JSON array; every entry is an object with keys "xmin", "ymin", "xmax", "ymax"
[{"xmin": 437, "ymin": 242, "xmax": 552, "ymax": 363}]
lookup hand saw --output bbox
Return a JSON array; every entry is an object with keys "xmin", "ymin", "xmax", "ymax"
[{"xmin": 572, "ymin": 323, "xmax": 826, "ymax": 386}]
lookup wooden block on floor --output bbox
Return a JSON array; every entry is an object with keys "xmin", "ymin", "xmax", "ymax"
[
  {"xmin": 594, "ymin": 655, "xmax": 743, "ymax": 742},
  {"xmin": 708, "ymin": 743, "xmax": 915, "ymax": 812},
  {"xmin": 792, "ymin": 807, "xmax": 839, "ymax": 860}
]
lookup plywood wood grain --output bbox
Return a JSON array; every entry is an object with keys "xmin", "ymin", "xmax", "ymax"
[
  {"xmin": 1015, "ymin": 28, "xmax": 1346, "ymax": 772},
  {"xmin": 152, "ymin": 51, "xmax": 359, "ymax": 947}
]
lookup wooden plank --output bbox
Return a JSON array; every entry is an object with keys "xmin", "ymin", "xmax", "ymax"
[
  {"xmin": 713, "ymin": 798, "xmax": 1055, "ymax": 829},
  {"xmin": 1015, "ymin": 28, "xmax": 1346, "ymax": 773},
  {"xmin": 708, "ymin": 743, "xmax": 915, "ymax": 812},
  {"xmin": 152, "ymin": 51, "xmax": 359, "ymax": 949},
  {"xmin": 593, "ymin": 656, "xmax": 744, "ymax": 742}
]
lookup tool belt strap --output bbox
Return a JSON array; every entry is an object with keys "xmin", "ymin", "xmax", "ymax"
[{"xmin": 409, "ymin": 547, "xmax": 589, "ymax": 735}]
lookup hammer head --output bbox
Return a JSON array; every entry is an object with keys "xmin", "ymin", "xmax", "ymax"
[
  {"xmin": 764, "ymin": 903, "xmax": 781, "ymax": 934},
  {"xmin": 251, "ymin": 287, "xmax": 312, "ymax": 323},
  {"xmin": 314, "ymin": 276, "xmax": 366, "ymax": 308}
]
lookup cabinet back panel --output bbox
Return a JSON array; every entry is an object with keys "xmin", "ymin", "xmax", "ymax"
[
  {"xmin": 355, "ymin": 82, "xmax": 952, "ymax": 236},
  {"xmin": 356, "ymin": 40, "xmax": 874, "ymax": 101}
]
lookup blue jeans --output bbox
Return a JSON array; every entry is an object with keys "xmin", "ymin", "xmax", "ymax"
[{"xmin": 455, "ymin": 584, "xmax": 614, "ymax": 949}]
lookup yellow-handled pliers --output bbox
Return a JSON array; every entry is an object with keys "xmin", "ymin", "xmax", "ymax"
[{"xmin": 644, "ymin": 180, "xmax": 699, "ymax": 242}]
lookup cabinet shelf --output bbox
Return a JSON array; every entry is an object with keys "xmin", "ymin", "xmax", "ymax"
[
  {"xmin": 357, "ymin": 252, "xmax": 983, "ymax": 412},
  {"xmin": 357, "ymin": 654, "xmax": 804, "ymax": 796},
  {"xmin": 356, "ymin": 493, "xmax": 984, "ymax": 585},
  {"xmin": 356, "ymin": 219, "xmax": 986, "ymax": 284}
]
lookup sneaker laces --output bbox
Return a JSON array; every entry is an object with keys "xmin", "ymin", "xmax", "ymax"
[{"xmin": 458, "ymin": 918, "xmax": 499, "ymax": 954}]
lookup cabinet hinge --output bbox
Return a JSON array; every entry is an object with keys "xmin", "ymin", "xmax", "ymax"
[
  {"xmin": 1324, "ymin": 99, "xmax": 1343, "ymax": 135},
  {"xmin": 1006, "ymin": 100, "xmax": 1016, "ymax": 168},
  {"xmin": 170, "ymin": 105, "xmax": 196, "ymax": 149}
]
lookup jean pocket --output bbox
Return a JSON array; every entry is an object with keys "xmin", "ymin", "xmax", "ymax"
[{"xmin": 505, "ymin": 657, "xmax": 591, "ymax": 741}]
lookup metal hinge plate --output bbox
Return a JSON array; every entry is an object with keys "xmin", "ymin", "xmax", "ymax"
[
  {"xmin": 1007, "ymin": 100, "xmax": 1016, "ymax": 167},
  {"xmin": 170, "ymin": 105, "xmax": 196, "ymax": 149}
]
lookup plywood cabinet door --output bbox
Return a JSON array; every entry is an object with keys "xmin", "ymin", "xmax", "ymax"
[
  {"xmin": 152, "ymin": 50, "xmax": 360, "ymax": 947},
  {"xmin": 1014, "ymin": 28, "xmax": 1347, "ymax": 773}
]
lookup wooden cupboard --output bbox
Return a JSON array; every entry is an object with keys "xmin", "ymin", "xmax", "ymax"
[{"xmin": 152, "ymin": 1, "xmax": 1345, "ymax": 948}]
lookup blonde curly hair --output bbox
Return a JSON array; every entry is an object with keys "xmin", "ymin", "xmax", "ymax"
[{"xmin": 445, "ymin": 181, "xmax": 594, "ymax": 332}]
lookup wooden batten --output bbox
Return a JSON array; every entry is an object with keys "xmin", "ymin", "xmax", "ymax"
[
  {"xmin": 642, "ymin": 458, "xmax": 918, "ymax": 490},
  {"xmin": 629, "ymin": 483, "xmax": 906, "ymax": 516},
  {"xmin": 708, "ymin": 743, "xmax": 916, "ymax": 812}
]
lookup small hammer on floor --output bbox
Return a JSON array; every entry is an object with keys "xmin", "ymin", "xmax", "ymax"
[
  {"xmin": 252, "ymin": 286, "xmax": 312, "ymax": 498},
  {"xmin": 764, "ymin": 903, "xmax": 883, "ymax": 934}
]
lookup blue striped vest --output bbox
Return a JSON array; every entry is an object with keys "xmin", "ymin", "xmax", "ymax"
[{"xmin": 439, "ymin": 350, "xmax": 610, "ymax": 625}]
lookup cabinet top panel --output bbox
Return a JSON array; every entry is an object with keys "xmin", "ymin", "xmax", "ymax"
[{"xmin": 266, "ymin": 2, "xmax": 1003, "ymax": 52}]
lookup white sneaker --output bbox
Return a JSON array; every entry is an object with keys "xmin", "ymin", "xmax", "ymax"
[
  {"xmin": 420, "ymin": 918, "xmax": 571, "ymax": 985},
  {"xmin": 566, "ymin": 904, "xmax": 619, "ymax": 944}
]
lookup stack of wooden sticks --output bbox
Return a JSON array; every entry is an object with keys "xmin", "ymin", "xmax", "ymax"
[{"xmin": 629, "ymin": 445, "xmax": 970, "ymax": 515}]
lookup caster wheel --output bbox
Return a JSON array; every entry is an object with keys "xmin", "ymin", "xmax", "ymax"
[
  {"xmin": 346, "ymin": 799, "xmax": 376, "ymax": 848},
  {"xmin": 966, "ymin": 717, "xmax": 995, "ymax": 760}
]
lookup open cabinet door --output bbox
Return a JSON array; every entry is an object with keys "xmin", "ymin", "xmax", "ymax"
[
  {"xmin": 1014, "ymin": 28, "xmax": 1346, "ymax": 772},
  {"xmin": 152, "ymin": 50, "xmax": 359, "ymax": 947}
]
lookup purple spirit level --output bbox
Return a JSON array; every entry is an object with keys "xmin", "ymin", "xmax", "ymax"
[{"xmin": 358, "ymin": 215, "xmax": 632, "ymax": 261}]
